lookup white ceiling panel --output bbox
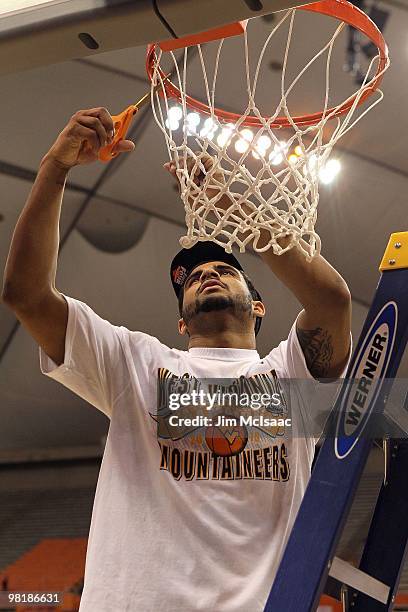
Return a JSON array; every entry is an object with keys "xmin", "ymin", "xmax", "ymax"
[
  {"xmin": 0, "ymin": 175, "xmax": 88, "ymax": 273},
  {"xmin": 0, "ymin": 174, "xmax": 94, "ymax": 355},
  {"xmin": 83, "ymin": 47, "xmax": 150, "ymax": 82},
  {"xmin": 0, "ymin": 59, "xmax": 149, "ymax": 187},
  {"xmin": 316, "ymin": 151, "xmax": 408, "ymax": 302},
  {"xmin": 95, "ymin": 124, "xmax": 184, "ymax": 224},
  {"xmin": 0, "ymin": 1, "xmax": 62, "ymax": 17},
  {"xmin": 0, "ymin": 325, "xmax": 109, "ymax": 449},
  {"xmin": 0, "ymin": 304, "xmax": 17, "ymax": 348},
  {"xmin": 338, "ymin": 3, "xmax": 408, "ymax": 175}
]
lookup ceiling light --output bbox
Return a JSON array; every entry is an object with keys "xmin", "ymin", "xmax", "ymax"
[
  {"xmin": 165, "ymin": 117, "xmax": 180, "ymax": 131},
  {"xmin": 241, "ymin": 128, "xmax": 254, "ymax": 142},
  {"xmin": 319, "ymin": 159, "xmax": 341, "ymax": 184},
  {"xmin": 168, "ymin": 106, "xmax": 183, "ymax": 121},
  {"xmin": 186, "ymin": 112, "xmax": 200, "ymax": 127},
  {"xmin": 204, "ymin": 117, "xmax": 217, "ymax": 130},
  {"xmin": 269, "ymin": 151, "xmax": 283, "ymax": 165},
  {"xmin": 235, "ymin": 139, "xmax": 249, "ymax": 153},
  {"xmin": 257, "ymin": 135, "xmax": 271, "ymax": 150}
]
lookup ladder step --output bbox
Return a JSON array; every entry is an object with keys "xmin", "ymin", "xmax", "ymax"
[{"xmin": 329, "ymin": 556, "xmax": 390, "ymax": 604}]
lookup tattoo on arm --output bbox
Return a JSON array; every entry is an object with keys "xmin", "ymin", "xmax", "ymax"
[{"xmin": 296, "ymin": 327, "xmax": 334, "ymax": 379}]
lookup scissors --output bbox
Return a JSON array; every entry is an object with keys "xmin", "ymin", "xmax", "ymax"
[{"xmin": 98, "ymin": 75, "xmax": 170, "ymax": 162}]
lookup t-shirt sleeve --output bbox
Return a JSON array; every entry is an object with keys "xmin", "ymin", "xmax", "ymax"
[
  {"xmin": 39, "ymin": 294, "xmax": 128, "ymax": 418},
  {"xmin": 271, "ymin": 312, "xmax": 352, "ymax": 381},
  {"xmin": 265, "ymin": 312, "xmax": 352, "ymax": 441}
]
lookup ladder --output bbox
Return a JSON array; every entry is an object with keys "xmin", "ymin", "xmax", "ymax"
[{"xmin": 264, "ymin": 232, "xmax": 408, "ymax": 612}]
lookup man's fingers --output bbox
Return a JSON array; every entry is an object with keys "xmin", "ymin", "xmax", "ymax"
[
  {"xmin": 115, "ymin": 140, "xmax": 135, "ymax": 153},
  {"xmin": 200, "ymin": 153, "xmax": 218, "ymax": 174},
  {"xmin": 186, "ymin": 158, "xmax": 198, "ymax": 174},
  {"xmin": 82, "ymin": 107, "xmax": 114, "ymax": 139},
  {"xmin": 164, "ymin": 161, "xmax": 183, "ymax": 194},
  {"xmin": 183, "ymin": 157, "xmax": 204, "ymax": 186},
  {"xmin": 203, "ymin": 159, "xmax": 214, "ymax": 172},
  {"xmin": 164, "ymin": 161, "xmax": 178, "ymax": 178},
  {"xmin": 76, "ymin": 115, "xmax": 110, "ymax": 148},
  {"xmin": 164, "ymin": 156, "xmax": 219, "ymax": 187},
  {"xmin": 71, "ymin": 125, "xmax": 100, "ymax": 154}
]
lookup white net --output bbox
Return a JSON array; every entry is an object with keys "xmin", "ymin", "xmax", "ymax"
[{"xmin": 150, "ymin": 7, "xmax": 389, "ymax": 259}]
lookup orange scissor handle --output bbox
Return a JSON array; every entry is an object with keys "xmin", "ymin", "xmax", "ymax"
[{"xmin": 98, "ymin": 104, "xmax": 138, "ymax": 162}]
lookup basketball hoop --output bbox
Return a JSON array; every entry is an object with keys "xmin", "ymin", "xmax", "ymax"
[{"xmin": 146, "ymin": 0, "xmax": 389, "ymax": 259}]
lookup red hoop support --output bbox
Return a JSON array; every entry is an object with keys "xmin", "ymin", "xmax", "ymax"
[{"xmin": 146, "ymin": 0, "xmax": 389, "ymax": 128}]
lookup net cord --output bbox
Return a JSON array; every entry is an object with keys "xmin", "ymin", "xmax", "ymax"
[{"xmin": 150, "ymin": 7, "xmax": 390, "ymax": 259}]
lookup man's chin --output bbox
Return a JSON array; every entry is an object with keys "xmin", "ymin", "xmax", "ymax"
[
  {"xmin": 197, "ymin": 294, "xmax": 233, "ymax": 313},
  {"xmin": 182, "ymin": 292, "xmax": 252, "ymax": 326}
]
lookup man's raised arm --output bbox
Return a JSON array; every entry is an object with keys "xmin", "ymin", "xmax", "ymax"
[
  {"xmin": 260, "ymin": 237, "xmax": 351, "ymax": 380},
  {"xmin": 1, "ymin": 108, "xmax": 134, "ymax": 366}
]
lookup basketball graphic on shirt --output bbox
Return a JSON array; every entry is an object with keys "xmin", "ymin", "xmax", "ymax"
[{"xmin": 205, "ymin": 421, "xmax": 248, "ymax": 457}]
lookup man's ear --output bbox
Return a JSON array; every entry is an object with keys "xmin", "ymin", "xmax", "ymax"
[
  {"xmin": 178, "ymin": 318, "xmax": 188, "ymax": 336},
  {"xmin": 253, "ymin": 301, "xmax": 266, "ymax": 319}
]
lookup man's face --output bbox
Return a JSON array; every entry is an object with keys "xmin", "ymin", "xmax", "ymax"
[{"xmin": 179, "ymin": 261, "xmax": 254, "ymax": 333}]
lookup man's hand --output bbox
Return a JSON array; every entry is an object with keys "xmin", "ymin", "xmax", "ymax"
[
  {"xmin": 164, "ymin": 153, "xmax": 227, "ymax": 203},
  {"xmin": 164, "ymin": 153, "xmax": 258, "ymax": 250},
  {"xmin": 43, "ymin": 107, "xmax": 135, "ymax": 171}
]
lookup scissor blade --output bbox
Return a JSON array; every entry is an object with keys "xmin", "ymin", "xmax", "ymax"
[{"xmin": 135, "ymin": 74, "xmax": 171, "ymax": 110}]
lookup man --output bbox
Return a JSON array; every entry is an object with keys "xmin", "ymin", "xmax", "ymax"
[{"xmin": 2, "ymin": 108, "xmax": 351, "ymax": 611}]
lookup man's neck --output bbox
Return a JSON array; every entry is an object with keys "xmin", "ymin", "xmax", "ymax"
[{"xmin": 187, "ymin": 330, "xmax": 256, "ymax": 350}]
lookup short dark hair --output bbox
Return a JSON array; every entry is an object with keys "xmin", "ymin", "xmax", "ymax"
[{"xmin": 177, "ymin": 268, "xmax": 262, "ymax": 332}]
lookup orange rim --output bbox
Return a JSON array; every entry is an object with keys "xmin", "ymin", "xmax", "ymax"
[{"xmin": 146, "ymin": 0, "xmax": 389, "ymax": 128}]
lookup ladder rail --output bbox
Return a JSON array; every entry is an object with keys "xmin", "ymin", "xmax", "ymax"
[{"xmin": 264, "ymin": 232, "xmax": 408, "ymax": 612}]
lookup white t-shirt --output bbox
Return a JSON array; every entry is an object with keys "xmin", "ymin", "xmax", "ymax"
[{"xmin": 39, "ymin": 295, "xmax": 345, "ymax": 612}]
